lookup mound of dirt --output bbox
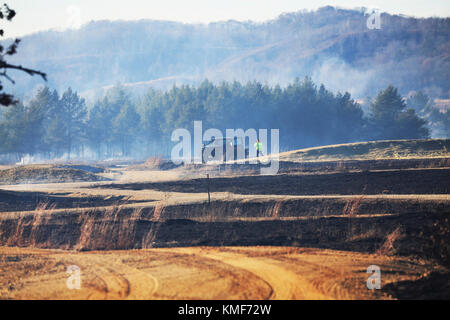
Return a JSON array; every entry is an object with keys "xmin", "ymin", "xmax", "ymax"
[
  {"xmin": 56, "ymin": 164, "xmax": 108, "ymax": 174},
  {"xmin": 0, "ymin": 165, "xmax": 108, "ymax": 185},
  {"xmin": 127, "ymin": 157, "xmax": 181, "ymax": 171}
]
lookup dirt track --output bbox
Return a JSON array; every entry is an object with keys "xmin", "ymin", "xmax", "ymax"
[{"xmin": 0, "ymin": 246, "xmax": 440, "ymax": 300}]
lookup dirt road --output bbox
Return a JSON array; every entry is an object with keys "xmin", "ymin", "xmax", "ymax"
[{"xmin": 0, "ymin": 246, "xmax": 436, "ymax": 300}]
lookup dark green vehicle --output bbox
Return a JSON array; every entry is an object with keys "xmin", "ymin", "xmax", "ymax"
[{"xmin": 202, "ymin": 137, "xmax": 249, "ymax": 163}]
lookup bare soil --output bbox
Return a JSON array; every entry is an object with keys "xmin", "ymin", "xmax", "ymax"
[{"xmin": 1, "ymin": 246, "xmax": 447, "ymax": 300}]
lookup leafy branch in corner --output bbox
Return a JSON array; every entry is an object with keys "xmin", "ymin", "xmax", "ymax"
[{"xmin": 0, "ymin": 3, "xmax": 46, "ymax": 106}]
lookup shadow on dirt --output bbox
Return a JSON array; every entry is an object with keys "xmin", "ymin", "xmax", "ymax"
[
  {"xmin": 383, "ymin": 272, "xmax": 450, "ymax": 299},
  {"xmin": 0, "ymin": 190, "xmax": 150, "ymax": 212}
]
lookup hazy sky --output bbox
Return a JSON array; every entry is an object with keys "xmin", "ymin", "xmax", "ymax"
[{"xmin": 3, "ymin": 0, "xmax": 450, "ymax": 38}]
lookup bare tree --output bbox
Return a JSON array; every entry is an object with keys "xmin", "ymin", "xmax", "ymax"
[{"xmin": 0, "ymin": 3, "xmax": 46, "ymax": 106}]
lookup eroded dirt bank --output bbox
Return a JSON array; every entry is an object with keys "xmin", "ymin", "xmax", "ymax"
[{"xmin": 0, "ymin": 201, "xmax": 448, "ymax": 265}]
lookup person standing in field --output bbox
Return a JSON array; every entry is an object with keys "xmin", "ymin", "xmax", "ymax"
[{"xmin": 254, "ymin": 139, "xmax": 263, "ymax": 158}]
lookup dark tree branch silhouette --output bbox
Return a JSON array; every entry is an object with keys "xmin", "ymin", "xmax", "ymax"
[{"xmin": 0, "ymin": 3, "xmax": 46, "ymax": 106}]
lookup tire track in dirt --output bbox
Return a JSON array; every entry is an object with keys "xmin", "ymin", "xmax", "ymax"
[
  {"xmin": 166, "ymin": 247, "xmax": 332, "ymax": 299},
  {"xmin": 66, "ymin": 253, "xmax": 159, "ymax": 299},
  {"xmin": 85, "ymin": 274, "xmax": 109, "ymax": 300},
  {"xmin": 148, "ymin": 250, "xmax": 274, "ymax": 300},
  {"xmin": 0, "ymin": 248, "xmax": 159, "ymax": 300},
  {"xmin": 38, "ymin": 254, "xmax": 130, "ymax": 300},
  {"xmin": 1, "ymin": 246, "xmax": 439, "ymax": 300},
  {"xmin": 274, "ymin": 253, "xmax": 352, "ymax": 299}
]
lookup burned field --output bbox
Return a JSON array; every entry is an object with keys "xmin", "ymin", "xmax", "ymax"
[
  {"xmin": 99, "ymin": 167, "xmax": 450, "ymax": 195},
  {"xmin": 0, "ymin": 164, "xmax": 110, "ymax": 185},
  {"xmin": 0, "ymin": 155, "xmax": 449, "ymax": 299}
]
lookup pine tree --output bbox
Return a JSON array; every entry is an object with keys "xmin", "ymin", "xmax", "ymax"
[
  {"xmin": 86, "ymin": 100, "xmax": 108, "ymax": 158},
  {"xmin": 30, "ymin": 87, "xmax": 61, "ymax": 156},
  {"xmin": 0, "ymin": 101, "xmax": 28, "ymax": 158},
  {"xmin": 113, "ymin": 103, "xmax": 140, "ymax": 156},
  {"xmin": 59, "ymin": 88, "xmax": 87, "ymax": 159},
  {"xmin": 369, "ymin": 85, "xmax": 429, "ymax": 140}
]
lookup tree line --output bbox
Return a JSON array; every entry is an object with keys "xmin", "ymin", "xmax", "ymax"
[{"xmin": 1, "ymin": 78, "xmax": 444, "ymax": 162}]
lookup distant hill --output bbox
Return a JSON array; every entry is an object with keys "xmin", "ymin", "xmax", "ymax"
[
  {"xmin": 280, "ymin": 139, "xmax": 450, "ymax": 162},
  {"xmin": 3, "ymin": 6, "xmax": 450, "ymax": 100}
]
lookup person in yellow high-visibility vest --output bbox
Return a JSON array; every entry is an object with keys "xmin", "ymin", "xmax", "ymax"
[{"xmin": 254, "ymin": 139, "xmax": 263, "ymax": 157}]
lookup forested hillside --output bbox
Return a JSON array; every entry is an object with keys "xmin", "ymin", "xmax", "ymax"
[
  {"xmin": 3, "ymin": 6, "xmax": 450, "ymax": 100},
  {"xmin": 0, "ymin": 6, "xmax": 449, "ymax": 161}
]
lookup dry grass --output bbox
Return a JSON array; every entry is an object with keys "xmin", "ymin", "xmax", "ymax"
[
  {"xmin": 343, "ymin": 195, "xmax": 366, "ymax": 240},
  {"xmin": 377, "ymin": 226, "xmax": 403, "ymax": 256},
  {"xmin": 335, "ymin": 160, "xmax": 346, "ymax": 172},
  {"xmin": 6, "ymin": 214, "xmax": 28, "ymax": 246},
  {"xmin": 30, "ymin": 202, "xmax": 56, "ymax": 247},
  {"xmin": 75, "ymin": 201, "xmax": 156, "ymax": 250},
  {"xmin": 269, "ymin": 199, "xmax": 284, "ymax": 219},
  {"xmin": 141, "ymin": 202, "xmax": 167, "ymax": 248},
  {"xmin": 280, "ymin": 139, "xmax": 450, "ymax": 162},
  {"xmin": 76, "ymin": 209, "xmax": 95, "ymax": 251},
  {"xmin": 144, "ymin": 156, "xmax": 163, "ymax": 168},
  {"xmin": 0, "ymin": 165, "xmax": 106, "ymax": 184},
  {"xmin": 418, "ymin": 217, "xmax": 450, "ymax": 265},
  {"xmin": 438, "ymin": 157, "xmax": 450, "ymax": 167},
  {"xmin": 6, "ymin": 201, "xmax": 57, "ymax": 247},
  {"xmin": 343, "ymin": 195, "xmax": 366, "ymax": 217}
]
